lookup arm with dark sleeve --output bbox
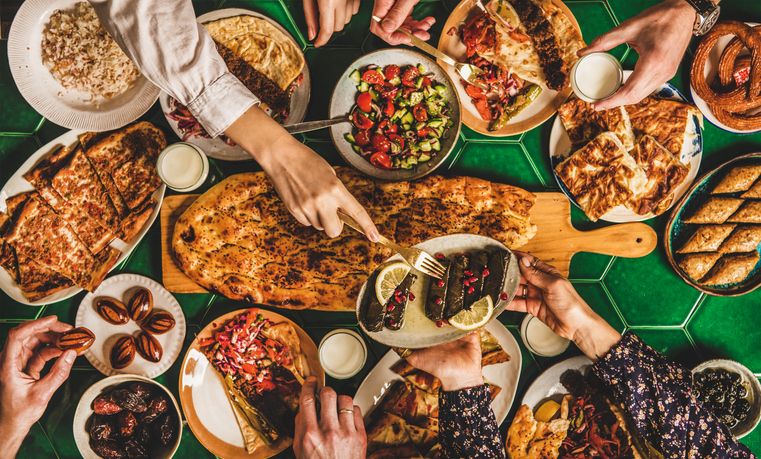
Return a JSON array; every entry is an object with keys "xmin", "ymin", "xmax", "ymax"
[
  {"xmin": 592, "ymin": 333, "xmax": 755, "ymax": 459},
  {"xmin": 439, "ymin": 384, "xmax": 506, "ymax": 459},
  {"xmin": 88, "ymin": 0, "xmax": 259, "ymax": 137}
]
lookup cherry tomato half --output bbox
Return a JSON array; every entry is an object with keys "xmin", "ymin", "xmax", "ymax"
[
  {"xmin": 371, "ymin": 133, "xmax": 391, "ymax": 153},
  {"xmin": 381, "ymin": 87, "xmax": 399, "ymax": 100},
  {"xmin": 354, "ymin": 130, "xmax": 370, "ymax": 146},
  {"xmin": 384, "ymin": 64, "xmax": 400, "ymax": 81},
  {"xmin": 361, "ymin": 69, "xmax": 384, "ymax": 84},
  {"xmin": 413, "ymin": 104, "xmax": 428, "ymax": 122},
  {"xmin": 356, "ymin": 92, "xmax": 372, "ymax": 112},
  {"xmin": 417, "ymin": 127, "xmax": 431, "ymax": 137},
  {"xmin": 401, "ymin": 66, "xmax": 419, "ymax": 87},
  {"xmin": 385, "ymin": 123, "xmax": 398, "ymax": 134},
  {"xmin": 370, "ymin": 152, "xmax": 392, "ymax": 169},
  {"xmin": 351, "ymin": 111, "xmax": 374, "ymax": 130},
  {"xmin": 377, "ymin": 120, "xmax": 388, "ymax": 131},
  {"xmin": 384, "ymin": 99, "xmax": 395, "ymax": 117},
  {"xmin": 421, "ymin": 76, "xmax": 432, "ymax": 87}
]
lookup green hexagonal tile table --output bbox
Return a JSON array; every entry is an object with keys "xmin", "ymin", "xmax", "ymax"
[{"xmin": 1, "ymin": 0, "xmax": 761, "ymax": 456}]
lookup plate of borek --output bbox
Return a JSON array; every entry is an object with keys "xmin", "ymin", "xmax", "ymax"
[
  {"xmin": 179, "ymin": 308, "xmax": 323, "ymax": 459},
  {"xmin": 160, "ymin": 8, "xmax": 310, "ymax": 161},
  {"xmin": 0, "ymin": 122, "xmax": 166, "ymax": 305},
  {"xmin": 511, "ymin": 356, "xmax": 652, "ymax": 458},
  {"xmin": 8, "ymin": 0, "xmax": 160, "ymax": 131},
  {"xmin": 438, "ymin": 0, "xmax": 584, "ymax": 136},
  {"xmin": 357, "ymin": 234, "xmax": 520, "ymax": 348},
  {"xmin": 549, "ymin": 71, "xmax": 704, "ymax": 223},
  {"xmin": 356, "ymin": 322, "xmax": 521, "ymax": 457}
]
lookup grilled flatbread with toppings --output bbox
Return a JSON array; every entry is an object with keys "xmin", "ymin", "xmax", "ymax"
[
  {"xmin": 555, "ymin": 132, "xmax": 646, "ymax": 221},
  {"xmin": 626, "ymin": 97, "xmax": 702, "ymax": 159},
  {"xmin": 677, "ymin": 224, "xmax": 736, "ymax": 254},
  {"xmin": 718, "ymin": 226, "xmax": 761, "ymax": 253},
  {"xmin": 558, "ymin": 98, "xmax": 635, "ymax": 151},
  {"xmin": 204, "ymin": 15, "xmax": 304, "ymax": 90},
  {"xmin": 712, "ymin": 164, "xmax": 761, "ymax": 194},
  {"xmin": 173, "ymin": 169, "xmax": 536, "ymax": 310},
  {"xmin": 728, "ymin": 200, "xmax": 761, "ymax": 224},
  {"xmin": 506, "ymin": 398, "xmax": 570, "ymax": 459},
  {"xmin": 701, "ymin": 252, "xmax": 760, "ymax": 286},
  {"xmin": 684, "ymin": 197, "xmax": 744, "ymax": 224},
  {"xmin": 678, "ymin": 252, "xmax": 722, "ymax": 281},
  {"xmin": 627, "ymin": 135, "xmax": 689, "ymax": 216}
]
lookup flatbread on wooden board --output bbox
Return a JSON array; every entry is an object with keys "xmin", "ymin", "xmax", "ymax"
[{"xmin": 172, "ymin": 168, "xmax": 536, "ymax": 310}]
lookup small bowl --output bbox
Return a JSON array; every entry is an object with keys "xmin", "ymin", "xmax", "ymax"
[
  {"xmin": 73, "ymin": 374, "xmax": 182, "ymax": 458},
  {"xmin": 692, "ymin": 359, "xmax": 761, "ymax": 439},
  {"xmin": 319, "ymin": 328, "xmax": 368, "ymax": 379}
]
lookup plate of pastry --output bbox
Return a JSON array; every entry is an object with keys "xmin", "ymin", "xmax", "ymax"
[
  {"xmin": 356, "ymin": 233, "xmax": 520, "ymax": 349},
  {"xmin": 665, "ymin": 152, "xmax": 761, "ymax": 296},
  {"xmin": 549, "ymin": 71, "xmax": 704, "ymax": 223}
]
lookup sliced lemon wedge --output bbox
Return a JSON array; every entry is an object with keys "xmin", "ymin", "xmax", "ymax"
[
  {"xmin": 375, "ymin": 261, "xmax": 411, "ymax": 304},
  {"xmin": 448, "ymin": 295, "xmax": 493, "ymax": 331},
  {"xmin": 534, "ymin": 400, "xmax": 561, "ymax": 423}
]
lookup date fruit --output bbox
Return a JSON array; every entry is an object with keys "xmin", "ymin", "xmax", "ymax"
[
  {"xmin": 89, "ymin": 415, "xmax": 113, "ymax": 440},
  {"xmin": 124, "ymin": 439, "xmax": 147, "ymax": 458},
  {"xmin": 95, "ymin": 297, "xmax": 129, "ymax": 325},
  {"xmin": 117, "ymin": 411, "xmax": 138, "ymax": 437},
  {"xmin": 111, "ymin": 389, "xmax": 147, "ymax": 413},
  {"xmin": 56, "ymin": 327, "xmax": 95, "ymax": 354},
  {"xmin": 93, "ymin": 394, "xmax": 122, "ymax": 415},
  {"xmin": 141, "ymin": 310, "xmax": 175, "ymax": 334},
  {"xmin": 90, "ymin": 439, "xmax": 126, "ymax": 459},
  {"xmin": 128, "ymin": 288, "xmax": 153, "ymax": 322},
  {"xmin": 128, "ymin": 382, "xmax": 153, "ymax": 402},
  {"xmin": 141, "ymin": 395, "xmax": 168, "ymax": 423},
  {"xmin": 110, "ymin": 336, "xmax": 136, "ymax": 369},
  {"xmin": 135, "ymin": 331, "xmax": 162, "ymax": 363},
  {"xmin": 154, "ymin": 413, "xmax": 177, "ymax": 446}
]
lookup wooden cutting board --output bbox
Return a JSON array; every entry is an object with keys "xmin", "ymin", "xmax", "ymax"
[{"xmin": 160, "ymin": 192, "xmax": 657, "ymax": 294}]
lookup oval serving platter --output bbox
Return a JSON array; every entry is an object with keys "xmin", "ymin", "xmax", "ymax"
[
  {"xmin": 356, "ymin": 233, "xmax": 519, "ymax": 349},
  {"xmin": 665, "ymin": 152, "xmax": 761, "ymax": 296},
  {"xmin": 329, "ymin": 48, "xmax": 462, "ymax": 181},
  {"xmin": 0, "ymin": 129, "xmax": 165, "ymax": 305}
]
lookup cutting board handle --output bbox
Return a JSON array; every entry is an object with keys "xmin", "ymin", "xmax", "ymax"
[{"xmin": 570, "ymin": 222, "xmax": 657, "ymax": 258}]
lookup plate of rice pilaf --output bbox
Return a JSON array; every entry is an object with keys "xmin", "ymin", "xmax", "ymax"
[{"xmin": 7, "ymin": 0, "xmax": 159, "ymax": 131}]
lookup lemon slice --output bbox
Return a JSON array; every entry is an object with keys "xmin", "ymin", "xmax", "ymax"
[
  {"xmin": 449, "ymin": 295, "xmax": 493, "ymax": 331},
  {"xmin": 375, "ymin": 261, "xmax": 411, "ymax": 304},
  {"xmin": 534, "ymin": 400, "xmax": 560, "ymax": 422}
]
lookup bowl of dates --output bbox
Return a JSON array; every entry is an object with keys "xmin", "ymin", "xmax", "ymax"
[
  {"xmin": 73, "ymin": 374, "xmax": 182, "ymax": 458},
  {"xmin": 693, "ymin": 359, "xmax": 761, "ymax": 438}
]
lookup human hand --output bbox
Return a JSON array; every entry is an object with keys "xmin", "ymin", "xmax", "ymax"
[
  {"xmin": 0, "ymin": 316, "xmax": 76, "ymax": 457},
  {"xmin": 371, "ymin": 0, "xmax": 436, "ymax": 45},
  {"xmin": 406, "ymin": 332, "xmax": 483, "ymax": 391},
  {"xmin": 293, "ymin": 376, "xmax": 366, "ymax": 459},
  {"xmin": 303, "ymin": 0, "xmax": 360, "ymax": 47},
  {"xmin": 508, "ymin": 252, "xmax": 621, "ymax": 359},
  {"xmin": 578, "ymin": 0, "xmax": 696, "ymax": 110}
]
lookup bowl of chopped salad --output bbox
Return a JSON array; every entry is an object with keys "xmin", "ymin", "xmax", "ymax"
[{"xmin": 329, "ymin": 49, "xmax": 461, "ymax": 181}]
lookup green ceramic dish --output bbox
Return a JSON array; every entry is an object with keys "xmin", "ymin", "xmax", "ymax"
[{"xmin": 665, "ymin": 152, "xmax": 761, "ymax": 296}]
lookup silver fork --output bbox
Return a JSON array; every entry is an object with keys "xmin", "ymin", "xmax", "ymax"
[
  {"xmin": 371, "ymin": 16, "xmax": 488, "ymax": 91},
  {"xmin": 338, "ymin": 210, "xmax": 446, "ymax": 279}
]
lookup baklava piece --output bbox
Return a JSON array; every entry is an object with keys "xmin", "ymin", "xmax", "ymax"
[
  {"xmin": 711, "ymin": 164, "xmax": 761, "ymax": 194},
  {"xmin": 701, "ymin": 252, "xmax": 760, "ymax": 286},
  {"xmin": 678, "ymin": 252, "xmax": 722, "ymax": 281},
  {"xmin": 676, "ymin": 224, "xmax": 736, "ymax": 254},
  {"xmin": 683, "ymin": 197, "xmax": 743, "ymax": 224},
  {"xmin": 718, "ymin": 226, "xmax": 761, "ymax": 253},
  {"xmin": 741, "ymin": 180, "xmax": 761, "ymax": 199},
  {"xmin": 728, "ymin": 201, "xmax": 761, "ymax": 224}
]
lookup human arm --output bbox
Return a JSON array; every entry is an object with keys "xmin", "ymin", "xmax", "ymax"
[
  {"xmin": 578, "ymin": 0, "xmax": 697, "ymax": 110},
  {"xmin": 406, "ymin": 333, "xmax": 505, "ymax": 459},
  {"xmin": 370, "ymin": 0, "xmax": 436, "ymax": 45},
  {"xmin": 293, "ymin": 376, "xmax": 367, "ymax": 459},
  {"xmin": 0, "ymin": 316, "xmax": 76, "ymax": 459},
  {"xmin": 508, "ymin": 252, "xmax": 754, "ymax": 458},
  {"xmin": 303, "ymin": 0, "xmax": 360, "ymax": 47}
]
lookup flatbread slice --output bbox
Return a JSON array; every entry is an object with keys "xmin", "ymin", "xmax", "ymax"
[
  {"xmin": 678, "ymin": 252, "xmax": 722, "ymax": 281},
  {"xmin": 701, "ymin": 252, "xmax": 760, "ymax": 286},
  {"xmin": 719, "ymin": 226, "xmax": 761, "ymax": 253},
  {"xmin": 683, "ymin": 197, "xmax": 744, "ymax": 224},
  {"xmin": 728, "ymin": 201, "xmax": 761, "ymax": 224},
  {"xmin": 626, "ymin": 97, "xmax": 702, "ymax": 159},
  {"xmin": 628, "ymin": 135, "xmax": 689, "ymax": 216},
  {"xmin": 677, "ymin": 224, "xmax": 735, "ymax": 254},
  {"xmin": 366, "ymin": 411, "xmax": 415, "ymax": 452},
  {"xmin": 558, "ymin": 98, "xmax": 634, "ymax": 151},
  {"xmin": 119, "ymin": 198, "xmax": 156, "ymax": 243},
  {"xmin": 712, "ymin": 165, "xmax": 761, "ymax": 194}
]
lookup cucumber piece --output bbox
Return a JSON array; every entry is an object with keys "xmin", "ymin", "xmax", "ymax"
[
  {"xmin": 358, "ymin": 81, "xmax": 369, "ymax": 92},
  {"xmin": 401, "ymin": 112, "xmax": 414, "ymax": 125},
  {"xmin": 415, "ymin": 122, "xmax": 426, "ymax": 131},
  {"xmin": 427, "ymin": 118, "xmax": 444, "ymax": 128},
  {"xmin": 389, "ymin": 76, "xmax": 401, "ymax": 86},
  {"xmin": 390, "ymin": 141, "xmax": 401, "ymax": 154},
  {"xmin": 344, "ymin": 133, "xmax": 355, "ymax": 143},
  {"xmin": 426, "ymin": 100, "xmax": 441, "ymax": 116},
  {"xmin": 369, "ymin": 89, "xmax": 379, "ymax": 101},
  {"xmin": 409, "ymin": 91, "xmax": 424, "ymax": 106},
  {"xmin": 434, "ymin": 84, "xmax": 447, "ymax": 98},
  {"xmin": 402, "ymin": 123, "xmax": 411, "ymax": 130},
  {"xmin": 349, "ymin": 69, "xmax": 361, "ymax": 84},
  {"xmin": 418, "ymin": 153, "xmax": 431, "ymax": 162},
  {"xmin": 390, "ymin": 108, "xmax": 407, "ymax": 122},
  {"xmin": 417, "ymin": 64, "xmax": 426, "ymax": 74},
  {"xmin": 431, "ymin": 138, "xmax": 441, "ymax": 151},
  {"xmin": 352, "ymin": 145, "xmax": 362, "ymax": 153},
  {"xmin": 419, "ymin": 140, "xmax": 432, "ymax": 152}
]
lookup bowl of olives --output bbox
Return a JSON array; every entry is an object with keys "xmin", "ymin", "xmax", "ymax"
[
  {"xmin": 692, "ymin": 359, "xmax": 761, "ymax": 439},
  {"xmin": 73, "ymin": 374, "xmax": 182, "ymax": 458}
]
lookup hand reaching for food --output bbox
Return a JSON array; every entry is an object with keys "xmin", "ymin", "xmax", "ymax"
[
  {"xmin": 508, "ymin": 252, "xmax": 621, "ymax": 360},
  {"xmin": 303, "ymin": 0, "xmax": 361, "ymax": 47},
  {"xmin": 0, "ymin": 316, "xmax": 76, "ymax": 459},
  {"xmin": 406, "ymin": 332, "xmax": 484, "ymax": 391},
  {"xmin": 371, "ymin": 0, "xmax": 436, "ymax": 45},
  {"xmin": 293, "ymin": 377, "xmax": 367, "ymax": 459},
  {"xmin": 578, "ymin": 0, "xmax": 696, "ymax": 111}
]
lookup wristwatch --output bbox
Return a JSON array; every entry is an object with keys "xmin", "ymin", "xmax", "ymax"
[{"xmin": 683, "ymin": 0, "xmax": 720, "ymax": 36}]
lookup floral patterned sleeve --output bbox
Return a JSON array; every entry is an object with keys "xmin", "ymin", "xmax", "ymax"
[
  {"xmin": 592, "ymin": 332, "xmax": 756, "ymax": 459},
  {"xmin": 438, "ymin": 384, "xmax": 505, "ymax": 459}
]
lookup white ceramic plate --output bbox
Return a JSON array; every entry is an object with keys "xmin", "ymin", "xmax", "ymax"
[
  {"xmin": 73, "ymin": 374, "xmax": 182, "ymax": 459},
  {"xmin": 75, "ymin": 273, "xmax": 186, "ymax": 378},
  {"xmin": 549, "ymin": 71, "xmax": 703, "ymax": 223},
  {"xmin": 690, "ymin": 22, "xmax": 760, "ymax": 135},
  {"xmin": 355, "ymin": 320, "xmax": 521, "ymax": 424},
  {"xmin": 0, "ymin": 129, "xmax": 165, "ymax": 305},
  {"xmin": 356, "ymin": 233, "xmax": 519, "ymax": 349},
  {"xmin": 521, "ymin": 355, "xmax": 591, "ymax": 409},
  {"xmin": 160, "ymin": 8, "xmax": 311, "ymax": 161},
  {"xmin": 7, "ymin": 0, "xmax": 160, "ymax": 131}
]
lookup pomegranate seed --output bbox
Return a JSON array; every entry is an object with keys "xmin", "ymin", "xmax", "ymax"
[
  {"xmin": 434, "ymin": 252, "xmax": 445, "ymax": 260},
  {"xmin": 387, "ymin": 319, "xmax": 397, "ymax": 326},
  {"xmin": 394, "ymin": 289, "xmax": 402, "ymax": 296},
  {"xmin": 436, "ymin": 279, "xmax": 445, "ymax": 288},
  {"xmin": 434, "ymin": 297, "xmax": 443, "ymax": 305},
  {"xmin": 387, "ymin": 303, "xmax": 396, "ymax": 312},
  {"xmin": 463, "ymin": 279, "xmax": 471, "ymax": 287},
  {"xmin": 408, "ymin": 292, "xmax": 415, "ymax": 301},
  {"xmin": 499, "ymin": 292, "xmax": 509, "ymax": 301},
  {"xmin": 482, "ymin": 268, "xmax": 490, "ymax": 277},
  {"xmin": 468, "ymin": 276, "xmax": 478, "ymax": 283},
  {"xmin": 464, "ymin": 270, "xmax": 473, "ymax": 277},
  {"xmin": 435, "ymin": 320, "xmax": 445, "ymax": 328},
  {"xmin": 467, "ymin": 286, "xmax": 475, "ymax": 294}
]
